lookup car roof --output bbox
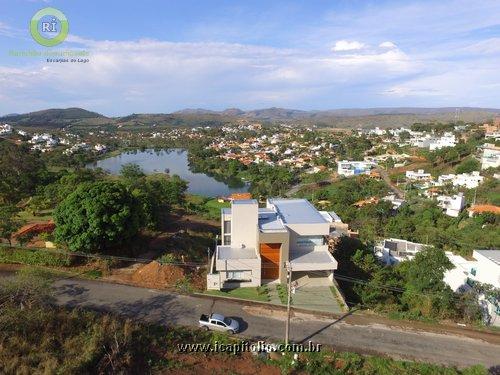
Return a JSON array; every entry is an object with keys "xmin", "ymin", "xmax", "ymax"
[{"xmin": 211, "ymin": 313, "xmax": 225, "ymax": 321}]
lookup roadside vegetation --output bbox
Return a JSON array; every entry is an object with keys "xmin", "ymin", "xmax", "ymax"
[{"xmin": 0, "ymin": 268, "xmax": 488, "ymax": 375}]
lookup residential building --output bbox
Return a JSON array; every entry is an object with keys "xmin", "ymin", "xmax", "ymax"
[
  {"xmin": 437, "ymin": 171, "xmax": 484, "ymax": 189},
  {"xmin": 374, "ymin": 238, "xmax": 426, "ymax": 265},
  {"xmin": 382, "ymin": 194, "xmax": 406, "ymax": 210},
  {"xmin": 468, "ymin": 204, "xmax": 500, "ymax": 217},
  {"xmin": 0, "ymin": 123, "xmax": 12, "ymax": 135},
  {"xmin": 444, "ymin": 250, "xmax": 500, "ymax": 326},
  {"xmin": 406, "ymin": 169, "xmax": 432, "ymax": 181},
  {"xmin": 481, "ymin": 144, "xmax": 500, "ymax": 170},
  {"xmin": 207, "ymin": 198, "xmax": 338, "ymax": 290},
  {"xmin": 436, "ymin": 193, "xmax": 465, "ymax": 217},
  {"xmin": 337, "ymin": 160, "xmax": 376, "ymax": 177},
  {"xmin": 452, "ymin": 171, "xmax": 484, "ymax": 189}
]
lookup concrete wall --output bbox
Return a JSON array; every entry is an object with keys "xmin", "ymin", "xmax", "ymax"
[
  {"xmin": 286, "ymin": 223, "xmax": 330, "ymax": 253},
  {"xmin": 473, "ymin": 251, "xmax": 500, "ymax": 287},
  {"xmin": 231, "ymin": 201, "xmax": 259, "ymax": 250}
]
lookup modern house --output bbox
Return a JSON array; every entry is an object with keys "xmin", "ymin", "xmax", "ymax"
[
  {"xmin": 406, "ymin": 169, "xmax": 432, "ymax": 182},
  {"xmin": 437, "ymin": 171, "xmax": 484, "ymax": 189},
  {"xmin": 374, "ymin": 238, "xmax": 426, "ymax": 265},
  {"xmin": 481, "ymin": 144, "xmax": 500, "ymax": 170},
  {"xmin": 444, "ymin": 250, "xmax": 500, "ymax": 326},
  {"xmin": 436, "ymin": 193, "xmax": 465, "ymax": 217},
  {"xmin": 207, "ymin": 198, "xmax": 339, "ymax": 290},
  {"xmin": 337, "ymin": 160, "xmax": 376, "ymax": 177}
]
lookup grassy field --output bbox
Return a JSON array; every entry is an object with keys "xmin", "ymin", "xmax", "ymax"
[{"xmin": 205, "ymin": 286, "xmax": 270, "ymax": 302}]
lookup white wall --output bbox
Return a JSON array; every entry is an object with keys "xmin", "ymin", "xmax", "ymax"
[{"xmin": 231, "ymin": 201, "xmax": 259, "ymax": 250}]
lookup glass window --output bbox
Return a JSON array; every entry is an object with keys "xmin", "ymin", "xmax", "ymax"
[
  {"xmin": 223, "ymin": 234, "xmax": 231, "ymax": 245},
  {"xmin": 223, "ymin": 220, "xmax": 231, "ymax": 234},
  {"xmin": 227, "ymin": 271, "xmax": 246, "ymax": 280},
  {"xmin": 296, "ymin": 236, "xmax": 324, "ymax": 247}
]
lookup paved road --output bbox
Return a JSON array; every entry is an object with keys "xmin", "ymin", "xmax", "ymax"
[
  {"xmin": 46, "ymin": 277, "xmax": 500, "ymax": 369},
  {"xmin": 375, "ymin": 167, "xmax": 405, "ymax": 198}
]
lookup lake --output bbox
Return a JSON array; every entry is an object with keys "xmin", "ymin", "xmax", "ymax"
[{"xmin": 87, "ymin": 149, "xmax": 249, "ymax": 197}]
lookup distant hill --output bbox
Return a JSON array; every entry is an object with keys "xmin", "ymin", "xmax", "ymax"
[
  {"xmin": 2, "ymin": 106, "xmax": 498, "ymax": 129},
  {"xmin": 0, "ymin": 108, "xmax": 109, "ymax": 128}
]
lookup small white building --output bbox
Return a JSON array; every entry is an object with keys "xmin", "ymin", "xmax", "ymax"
[
  {"xmin": 337, "ymin": 160, "xmax": 376, "ymax": 177},
  {"xmin": 481, "ymin": 144, "xmax": 500, "ymax": 170},
  {"xmin": 429, "ymin": 133, "xmax": 457, "ymax": 151},
  {"xmin": 374, "ymin": 238, "xmax": 426, "ymax": 265},
  {"xmin": 406, "ymin": 169, "xmax": 432, "ymax": 182},
  {"xmin": 437, "ymin": 171, "xmax": 484, "ymax": 189},
  {"xmin": 0, "ymin": 123, "xmax": 12, "ymax": 135},
  {"xmin": 444, "ymin": 250, "xmax": 500, "ymax": 326},
  {"xmin": 436, "ymin": 193, "xmax": 465, "ymax": 217},
  {"xmin": 382, "ymin": 194, "xmax": 406, "ymax": 210},
  {"xmin": 453, "ymin": 171, "xmax": 484, "ymax": 189}
]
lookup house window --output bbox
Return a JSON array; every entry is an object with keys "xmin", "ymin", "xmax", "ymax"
[
  {"xmin": 223, "ymin": 234, "xmax": 231, "ymax": 245},
  {"xmin": 223, "ymin": 220, "xmax": 231, "ymax": 234},
  {"xmin": 470, "ymin": 268, "xmax": 477, "ymax": 276},
  {"xmin": 226, "ymin": 271, "xmax": 249, "ymax": 281},
  {"xmin": 296, "ymin": 236, "xmax": 324, "ymax": 247}
]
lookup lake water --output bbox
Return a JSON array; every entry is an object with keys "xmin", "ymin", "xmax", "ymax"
[{"xmin": 87, "ymin": 149, "xmax": 249, "ymax": 197}]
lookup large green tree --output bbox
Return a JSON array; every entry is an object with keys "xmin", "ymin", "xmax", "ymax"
[
  {"xmin": 0, "ymin": 140, "xmax": 47, "ymax": 204},
  {"xmin": 54, "ymin": 181, "xmax": 144, "ymax": 253},
  {"xmin": 0, "ymin": 205, "xmax": 24, "ymax": 247}
]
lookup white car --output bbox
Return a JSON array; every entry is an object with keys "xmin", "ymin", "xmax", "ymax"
[{"xmin": 199, "ymin": 313, "xmax": 240, "ymax": 334}]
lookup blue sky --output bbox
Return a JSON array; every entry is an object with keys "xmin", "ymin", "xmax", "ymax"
[{"xmin": 0, "ymin": 0, "xmax": 499, "ymax": 116}]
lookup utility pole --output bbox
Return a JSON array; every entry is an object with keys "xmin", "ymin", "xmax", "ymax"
[
  {"xmin": 207, "ymin": 247, "xmax": 211, "ymax": 270},
  {"xmin": 285, "ymin": 261, "xmax": 292, "ymax": 345}
]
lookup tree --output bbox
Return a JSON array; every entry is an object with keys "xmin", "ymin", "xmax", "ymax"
[
  {"xmin": 0, "ymin": 205, "xmax": 24, "ymax": 247},
  {"xmin": 0, "ymin": 140, "xmax": 46, "ymax": 204},
  {"xmin": 455, "ymin": 157, "xmax": 480, "ymax": 174},
  {"xmin": 120, "ymin": 163, "xmax": 146, "ymax": 181},
  {"xmin": 401, "ymin": 247, "xmax": 455, "ymax": 318},
  {"xmin": 54, "ymin": 181, "xmax": 144, "ymax": 253}
]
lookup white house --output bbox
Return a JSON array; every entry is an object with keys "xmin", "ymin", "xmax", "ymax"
[
  {"xmin": 429, "ymin": 133, "xmax": 457, "ymax": 151},
  {"xmin": 207, "ymin": 198, "xmax": 339, "ymax": 290},
  {"xmin": 437, "ymin": 171, "xmax": 484, "ymax": 189},
  {"xmin": 453, "ymin": 171, "xmax": 484, "ymax": 189},
  {"xmin": 337, "ymin": 160, "xmax": 376, "ymax": 177},
  {"xmin": 0, "ymin": 123, "xmax": 12, "ymax": 135},
  {"xmin": 382, "ymin": 194, "xmax": 406, "ymax": 210},
  {"xmin": 374, "ymin": 238, "xmax": 426, "ymax": 265},
  {"xmin": 481, "ymin": 144, "xmax": 500, "ymax": 170},
  {"xmin": 444, "ymin": 250, "xmax": 500, "ymax": 326},
  {"xmin": 406, "ymin": 169, "xmax": 432, "ymax": 182},
  {"xmin": 436, "ymin": 193, "xmax": 465, "ymax": 217}
]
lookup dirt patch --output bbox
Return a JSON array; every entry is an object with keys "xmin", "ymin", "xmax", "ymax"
[
  {"xmin": 130, "ymin": 261, "xmax": 186, "ymax": 289},
  {"xmin": 161, "ymin": 352, "xmax": 280, "ymax": 375}
]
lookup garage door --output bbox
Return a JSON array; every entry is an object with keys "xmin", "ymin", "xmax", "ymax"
[{"xmin": 260, "ymin": 243, "xmax": 281, "ymax": 280}]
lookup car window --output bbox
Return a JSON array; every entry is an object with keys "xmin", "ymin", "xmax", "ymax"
[
  {"xmin": 223, "ymin": 317, "xmax": 232, "ymax": 325},
  {"xmin": 216, "ymin": 321, "xmax": 226, "ymax": 326}
]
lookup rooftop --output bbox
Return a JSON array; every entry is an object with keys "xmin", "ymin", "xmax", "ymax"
[
  {"xmin": 269, "ymin": 198, "xmax": 327, "ymax": 224},
  {"xmin": 232, "ymin": 199, "xmax": 258, "ymax": 205},
  {"xmin": 474, "ymin": 250, "xmax": 500, "ymax": 266},
  {"xmin": 258, "ymin": 210, "xmax": 286, "ymax": 232},
  {"xmin": 217, "ymin": 246, "xmax": 257, "ymax": 260}
]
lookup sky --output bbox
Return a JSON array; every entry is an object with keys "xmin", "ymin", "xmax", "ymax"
[{"xmin": 0, "ymin": 0, "xmax": 499, "ymax": 116}]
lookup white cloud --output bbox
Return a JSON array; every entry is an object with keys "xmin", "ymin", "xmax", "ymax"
[
  {"xmin": 379, "ymin": 41, "xmax": 397, "ymax": 49},
  {"xmin": 0, "ymin": 36, "xmax": 422, "ymax": 114},
  {"xmin": 332, "ymin": 40, "xmax": 365, "ymax": 52}
]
